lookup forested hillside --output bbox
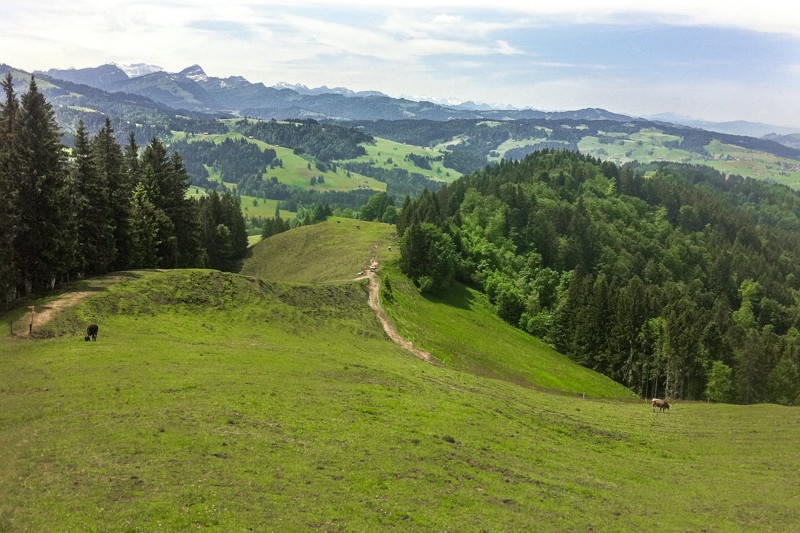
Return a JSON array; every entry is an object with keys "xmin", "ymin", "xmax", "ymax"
[
  {"xmin": 398, "ymin": 149, "xmax": 800, "ymax": 404},
  {"xmin": 0, "ymin": 74, "xmax": 248, "ymax": 303},
  {"xmin": 349, "ymin": 118, "xmax": 800, "ymax": 187}
]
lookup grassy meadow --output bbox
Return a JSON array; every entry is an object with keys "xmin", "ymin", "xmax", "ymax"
[
  {"xmin": 179, "ymin": 132, "xmax": 386, "ymax": 192},
  {"xmin": 382, "ymin": 265, "xmax": 635, "ymax": 399},
  {"xmin": 344, "ymin": 137, "xmax": 462, "ymax": 183},
  {"xmin": 578, "ymin": 131, "xmax": 800, "ymax": 189},
  {"xmin": 241, "ymin": 218, "xmax": 397, "ymax": 284},
  {"xmin": 2, "ymin": 222, "xmax": 800, "ymax": 531}
]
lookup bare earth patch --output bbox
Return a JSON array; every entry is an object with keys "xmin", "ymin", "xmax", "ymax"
[{"xmin": 11, "ymin": 291, "xmax": 94, "ymax": 338}]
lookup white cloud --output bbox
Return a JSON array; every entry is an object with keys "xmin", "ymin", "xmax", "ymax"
[{"xmin": 2, "ymin": 0, "xmax": 799, "ymax": 126}]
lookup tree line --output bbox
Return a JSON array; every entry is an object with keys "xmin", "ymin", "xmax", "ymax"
[
  {"xmin": 398, "ymin": 149, "xmax": 800, "ymax": 404},
  {"xmin": 0, "ymin": 75, "xmax": 248, "ymax": 304},
  {"xmin": 232, "ymin": 119, "xmax": 371, "ymax": 162}
]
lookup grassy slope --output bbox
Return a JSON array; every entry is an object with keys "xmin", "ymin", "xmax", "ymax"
[
  {"xmin": 2, "ymin": 223, "xmax": 800, "ymax": 530},
  {"xmin": 577, "ymin": 129, "xmax": 800, "ymax": 188},
  {"xmin": 177, "ymin": 132, "xmax": 386, "ymax": 192},
  {"xmin": 244, "ymin": 221, "xmax": 628, "ymax": 397},
  {"xmin": 342, "ymin": 137, "xmax": 462, "ymax": 183},
  {"xmin": 241, "ymin": 218, "xmax": 398, "ymax": 284},
  {"xmin": 382, "ymin": 266, "xmax": 633, "ymax": 399}
]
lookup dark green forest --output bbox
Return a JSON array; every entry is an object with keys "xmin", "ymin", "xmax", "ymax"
[
  {"xmin": 398, "ymin": 149, "xmax": 800, "ymax": 404},
  {"xmin": 231, "ymin": 118, "xmax": 371, "ymax": 162},
  {"xmin": 0, "ymin": 75, "xmax": 248, "ymax": 302}
]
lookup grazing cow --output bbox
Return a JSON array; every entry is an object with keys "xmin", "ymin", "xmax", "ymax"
[
  {"xmin": 651, "ymin": 398, "xmax": 670, "ymax": 413},
  {"xmin": 85, "ymin": 323, "xmax": 99, "ymax": 342}
]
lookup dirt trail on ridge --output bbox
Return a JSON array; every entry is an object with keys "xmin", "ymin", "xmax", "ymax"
[
  {"xmin": 359, "ymin": 247, "xmax": 442, "ymax": 366},
  {"xmin": 11, "ymin": 291, "xmax": 94, "ymax": 338}
]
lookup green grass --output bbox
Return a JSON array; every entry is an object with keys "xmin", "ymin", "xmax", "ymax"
[
  {"xmin": 2, "ymin": 270, "xmax": 799, "ymax": 530},
  {"xmin": 578, "ymin": 129, "xmax": 800, "ymax": 189},
  {"xmin": 699, "ymin": 140, "xmax": 800, "ymax": 189},
  {"xmin": 2, "ymin": 223, "xmax": 800, "ymax": 530},
  {"xmin": 241, "ymin": 218, "xmax": 398, "ymax": 284},
  {"xmin": 382, "ymin": 265, "xmax": 634, "ymax": 399},
  {"xmin": 343, "ymin": 137, "xmax": 462, "ymax": 183},
  {"xmin": 184, "ymin": 133, "xmax": 386, "ymax": 192}
]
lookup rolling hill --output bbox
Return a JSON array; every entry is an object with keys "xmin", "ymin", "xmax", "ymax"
[{"xmin": 1, "ymin": 221, "xmax": 799, "ymax": 530}]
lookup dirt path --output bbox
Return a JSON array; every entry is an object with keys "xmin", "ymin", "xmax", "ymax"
[
  {"xmin": 359, "ymin": 252, "xmax": 442, "ymax": 366},
  {"xmin": 11, "ymin": 291, "xmax": 95, "ymax": 338}
]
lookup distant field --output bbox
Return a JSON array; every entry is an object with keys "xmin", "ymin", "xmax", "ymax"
[
  {"xmin": 578, "ymin": 130, "xmax": 800, "ymax": 189},
  {"xmin": 578, "ymin": 128, "xmax": 696, "ymax": 164},
  {"xmin": 698, "ymin": 140, "xmax": 800, "ymax": 189},
  {"xmin": 182, "ymin": 132, "xmax": 386, "ymax": 192},
  {"xmin": 344, "ymin": 137, "xmax": 462, "ymax": 183}
]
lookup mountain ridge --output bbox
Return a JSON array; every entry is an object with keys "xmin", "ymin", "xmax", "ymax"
[{"xmin": 35, "ymin": 63, "xmax": 634, "ymax": 122}]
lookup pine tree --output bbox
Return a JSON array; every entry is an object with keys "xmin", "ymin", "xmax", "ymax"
[
  {"xmin": 220, "ymin": 190, "xmax": 248, "ymax": 262},
  {"xmin": 167, "ymin": 151, "xmax": 201, "ymax": 267},
  {"xmin": 140, "ymin": 139, "xmax": 200, "ymax": 267},
  {"xmin": 124, "ymin": 131, "xmax": 141, "ymax": 185},
  {"xmin": 12, "ymin": 77, "xmax": 69, "ymax": 293},
  {"xmin": 129, "ymin": 182, "xmax": 161, "ymax": 268},
  {"xmin": 0, "ymin": 73, "xmax": 19, "ymax": 301},
  {"xmin": 198, "ymin": 191, "xmax": 224, "ymax": 269},
  {"xmin": 92, "ymin": 117, "xmax": 131, "ymax": 270},
  {"xmin": 72, "ymin": 120, "xmax": 114, "ymax": 275}
]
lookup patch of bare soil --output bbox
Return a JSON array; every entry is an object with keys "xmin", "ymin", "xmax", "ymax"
[{"xmin": 11, "ymin": 291, "xmax": 94, "ymax": 338}]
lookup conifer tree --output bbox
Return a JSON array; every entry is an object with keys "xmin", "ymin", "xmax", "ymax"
[
  {"xmin": 129, "ymin": 182, "xmax": 161, "ymax": 268},
  {"xmin": 124, "ymin": 131, "xmax": 141, "ymax": 185},
  {"xmin": 92, "ymin": 117, "xmax": 131, "ymax": 270},
  {"xmin": 12, "ymin": 77, "xmax": 69, "ymax": 293},
  {"xmin": 0, "ymin": 73, "xmax": 19, "ymax": 301},
  {"xmin": 72, "ymin": 120, "xmax": 115, "ymax": 275},
  {"xmin": 198, "ymin": 190, "xmax": 224, "ymax": 269},
  {"xmin": 167, "ymin": 152, "xmax": 201, "ymax": 267},
  {"xmin": 220, "ymin": 190, "xmax": 248, "ymax": 261}
]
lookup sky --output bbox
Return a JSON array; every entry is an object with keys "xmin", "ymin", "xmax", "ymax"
[{"xmin": 2, "ymin": 0, "xmax": 800, "ymax": 128}]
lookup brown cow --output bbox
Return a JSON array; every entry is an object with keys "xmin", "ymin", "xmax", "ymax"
[{"xmin": 651, "ymin": 398, "xmax": 670, "ymax": 413}]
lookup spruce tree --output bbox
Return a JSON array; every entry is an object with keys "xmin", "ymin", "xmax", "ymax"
[
  {"xmin": 220, "ymin": 190, "xmax": 248, "ymax": 262},
  {"xmin": 198, "ymin": 191, "xmax": 224, "ymax": 269},
  {"xmin": 72, "ymin": 120, "xmax": 114, "ymax": 275},
  {"xmin": 12, "ymin": 77, "xmax": 69, "ymax": 293},
  {"xmin": 129, "ymin": 182, "xmax": 161, "ymax": 268},
  {"xmin": 124, "ymin": 131, "xmax": 141, "ymax": 185},
  {"xmin": 92, "ymin": 117, "xmax": 131, "ymax": 270},
  {"xmin": 0, "ymin": 73, "xmax": 19, "ymax": 301},
  {"xmin": 167, "ymin": 152, "xmax": 201, "ymax": 267}
]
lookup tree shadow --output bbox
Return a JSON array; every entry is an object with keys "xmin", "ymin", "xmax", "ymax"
[{"xmin": 422, "ymin": 280, "xmax": 475, "ymax": 310}]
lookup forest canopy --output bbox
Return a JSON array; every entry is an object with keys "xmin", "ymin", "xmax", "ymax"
[{"xmin": 399, "ymin": 149, "xmax": 800, "ymax": 405}]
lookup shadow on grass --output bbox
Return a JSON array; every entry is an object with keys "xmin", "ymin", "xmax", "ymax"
[{"xmin": 421, "ymin": 280, "xmax": 475, "ymax": 311}]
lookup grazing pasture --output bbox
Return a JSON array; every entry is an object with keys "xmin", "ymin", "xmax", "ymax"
[{"xmin": 2, "ymin": 222, "xmax": 799, "ymax": 531}]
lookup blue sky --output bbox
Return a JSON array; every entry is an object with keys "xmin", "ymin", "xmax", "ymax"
[{"xmin": 3, "ymin": 0, "xmax": 799, "ymax": 127}]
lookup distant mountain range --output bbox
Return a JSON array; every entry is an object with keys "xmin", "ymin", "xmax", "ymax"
[
  {"xmin": 645, "ymin": 113, "xmax": 799, "ymax": 138},
  {"xmin": 1, "ymin": 61, "xmax": 798, "ymax": 159},
  {"xmin": 31, "ymin": 63, "xmax": 635, "ymax": 122}
]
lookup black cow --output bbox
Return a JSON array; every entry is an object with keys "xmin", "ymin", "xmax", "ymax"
[{"xmin": 85, "ymin": 324, "xmax": 99, "ymax": 342}]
